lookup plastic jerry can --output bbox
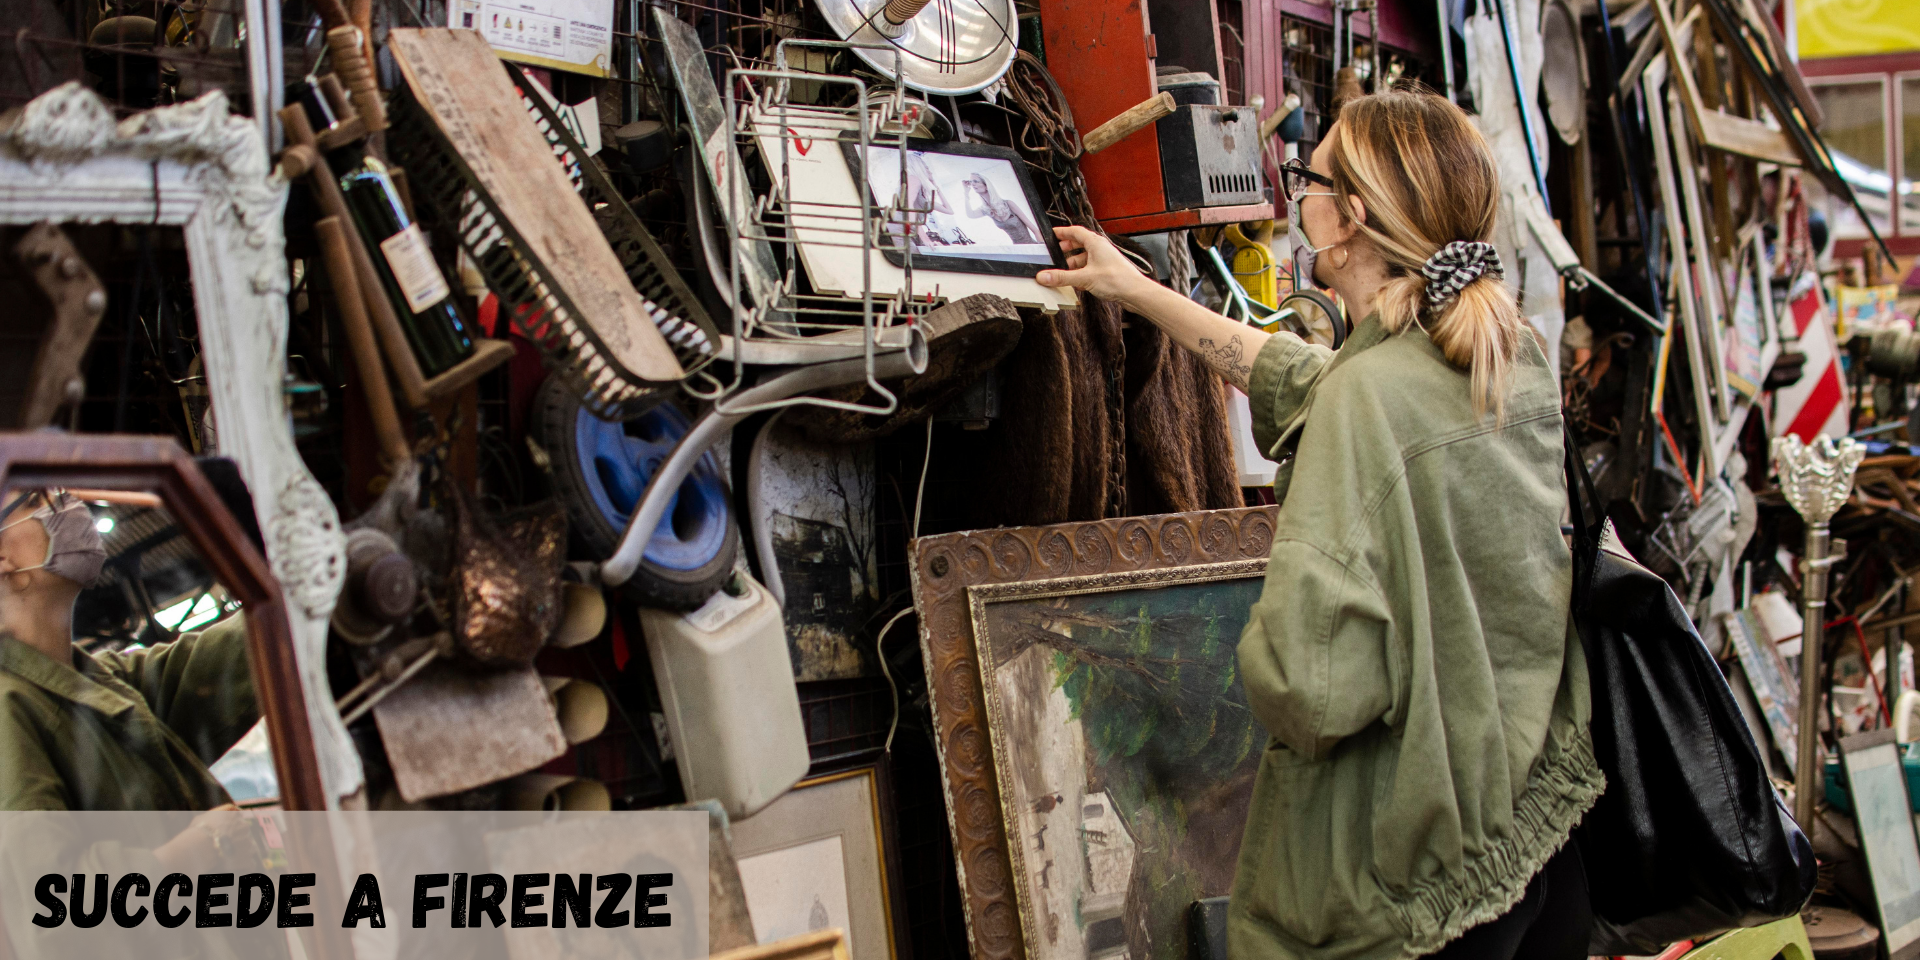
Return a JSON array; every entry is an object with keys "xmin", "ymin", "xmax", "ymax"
[{"xmin": 636, "ymin": 571, "xmax": 809, "ymax": 820}]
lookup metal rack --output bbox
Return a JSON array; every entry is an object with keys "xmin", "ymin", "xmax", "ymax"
[{"xmin": 702, "ymin": 37, "xmax": 934, "ymax": 415}]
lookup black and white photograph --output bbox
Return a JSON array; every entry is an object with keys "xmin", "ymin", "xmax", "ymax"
[{"xmin": 845, "ymin": 139, "xmax": 1063, "ymax": 276}]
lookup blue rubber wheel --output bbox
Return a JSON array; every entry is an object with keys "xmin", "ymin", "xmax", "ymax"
[{"xmin": 537, "ymin": 379, "xmax": 736, "ymax": 609}]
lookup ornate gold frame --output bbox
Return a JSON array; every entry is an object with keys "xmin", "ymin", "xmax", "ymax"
[{"xmin": 908, "ymin": 506, "xmax": 1277, "ymax": 960}]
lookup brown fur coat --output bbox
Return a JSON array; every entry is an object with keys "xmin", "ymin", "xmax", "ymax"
[{"xmin": 978, "ymin": 293, "xmax": 1241, "ymax": 528}]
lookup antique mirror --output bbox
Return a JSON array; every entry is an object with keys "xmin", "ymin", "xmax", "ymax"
[
  {"xmin": 0, "ymin": 83, "xmax": 355, "ymax": 804},
  {"xmin": 0, "ymin": 433, "xmax": 326, "ymax": 809}
]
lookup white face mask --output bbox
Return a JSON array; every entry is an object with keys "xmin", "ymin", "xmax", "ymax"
[
  {"xmin": 0, "ymin": 492, "xmax": 106, "ymax": 588},
  {"xmin": 1288, "ymin": 193, "xmax": 1339, "ymax": 291}
]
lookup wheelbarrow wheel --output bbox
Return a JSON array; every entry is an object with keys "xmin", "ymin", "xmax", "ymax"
[{"xmin": 536, "ymin": 379, "xmax": 737, "ymax": 610}]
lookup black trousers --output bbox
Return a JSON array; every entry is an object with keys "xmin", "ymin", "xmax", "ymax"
[{"xmin": 1425, "ymin": 842, "xmax": 1592, "ymax": 960}]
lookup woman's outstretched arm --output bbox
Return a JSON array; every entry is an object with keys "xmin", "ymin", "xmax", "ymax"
[{"xmin": 1036, "ymin": 225, "xmax": 1275, "ymax": 391}]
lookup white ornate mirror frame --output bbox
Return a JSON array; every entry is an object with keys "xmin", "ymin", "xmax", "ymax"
[{"xmin": 0, "ymin": 83, "xmax": 360, "ymax": 805}]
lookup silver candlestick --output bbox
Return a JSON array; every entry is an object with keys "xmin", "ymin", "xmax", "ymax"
[{"xmin": 1772, "ymin": 433, "xmax": 1864, "ymax": 829}]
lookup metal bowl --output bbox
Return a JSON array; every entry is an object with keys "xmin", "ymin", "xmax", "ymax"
[{"xmin": 816, "ymin": 0, "xmax": 1019, "ymax": 97}]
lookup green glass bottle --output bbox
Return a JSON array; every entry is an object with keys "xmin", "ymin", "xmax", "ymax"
[
  {"xmin": 298, "ymin": 82, "xmax": 476, "ymax": 377},
  {"xmin": 337, "ymin": 154, "xmax": 477, "ymax": 376}
]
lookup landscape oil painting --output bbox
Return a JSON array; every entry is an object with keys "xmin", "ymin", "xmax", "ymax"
[{"xmin": 973, "ymin": 569, "xmax": 1266, "ymax": 960}]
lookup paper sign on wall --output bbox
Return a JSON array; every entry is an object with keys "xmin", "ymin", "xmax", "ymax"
[{"xmin": 449, "ymin": 0, "xmax": 612, "ymax": 77}]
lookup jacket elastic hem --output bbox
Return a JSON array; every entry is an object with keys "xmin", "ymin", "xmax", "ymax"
[{"xmin": 1392, "ymin": 728, "xmax": 1606, "ymax": 956}]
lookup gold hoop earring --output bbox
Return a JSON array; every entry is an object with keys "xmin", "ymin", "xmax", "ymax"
[{"xmin": 1331, "ymin": 245, "xmax": 1351, "ymax": 270}]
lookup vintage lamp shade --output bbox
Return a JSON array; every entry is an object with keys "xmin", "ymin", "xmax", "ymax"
[{"xmin": 814, "ymin": 0, "xmax": 1020, "ymax": 96}]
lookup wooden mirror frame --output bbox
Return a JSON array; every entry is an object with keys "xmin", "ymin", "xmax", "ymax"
[
  {"xmin": 1, "ymin": 83, "xmax": 358, "ymax": 803},
  {"xmin": 0, "ymin": 433, "xmax": 326, "ymax": 810}
]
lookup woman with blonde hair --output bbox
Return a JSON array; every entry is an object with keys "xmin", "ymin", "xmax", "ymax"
[
  {"xmin": 1037, "ymin": 89, "xmax": 1601, "ymax": 960},
  {"xmin": 962, "ymin": 171, "xmax": 1040, "ymax": 244}
]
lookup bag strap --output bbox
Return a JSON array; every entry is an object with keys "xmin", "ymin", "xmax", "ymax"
[{"xmin": 1563, "ymin": 420, "xmax": 1604, "ymax": 612}]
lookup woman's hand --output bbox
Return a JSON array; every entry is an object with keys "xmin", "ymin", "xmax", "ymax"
[
  {"xmin": 1036, "ymin": 225, "xmax": 1155, "ymax": 310},
  {"xmin": 154, "ymin": 802, "xmax": 242, "ymax": 873},
  {"xmin": 1039, "ymin": 225, "xmax": 1273, "ymax": 392}
]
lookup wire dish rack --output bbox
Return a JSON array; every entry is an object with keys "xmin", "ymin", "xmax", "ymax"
[
  {"xmin": 387, "ymin": 60, "xmax": 720, "ymax": 422},
  {"xmin": 699, "ymin": 38, "xmax": 937, "ymax": 416}
]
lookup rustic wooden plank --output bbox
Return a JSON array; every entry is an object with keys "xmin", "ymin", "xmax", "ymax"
[
  {"xmin": 385, "ymin": 28, "xmax": 682, "ymax": 383},
  {"xmin": 1696, "ymin": 110, "xmax": 1803, "ymax": 166}
]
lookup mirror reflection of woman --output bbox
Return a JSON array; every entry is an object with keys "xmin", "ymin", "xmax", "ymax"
[
  {"xmin": 962, "ymin": 172, "xmax": 1040, "ymax": 244},
  {"xmin": 0, "ymin": 489, "xmax": 258, "ymax": 812}
]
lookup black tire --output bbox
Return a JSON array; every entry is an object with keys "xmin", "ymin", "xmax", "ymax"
[{"xmin": 535, "ymin": 379, "xmax": 737, "ymax": 610}]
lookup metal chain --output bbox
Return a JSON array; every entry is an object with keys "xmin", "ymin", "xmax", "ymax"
[{"xmin": 999, "ymin": 51, "xmax": 1130, "ymax": 517}]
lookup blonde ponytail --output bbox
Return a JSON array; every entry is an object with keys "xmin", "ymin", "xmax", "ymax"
[{"xmin": 1324, "ymin": 90, "xmax": 1531, "ymax": 420}]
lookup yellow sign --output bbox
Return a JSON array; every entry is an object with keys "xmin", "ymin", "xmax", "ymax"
[{"xmin": 1796, "ymin": 0, "xmax": 1920, "ymax": 59}]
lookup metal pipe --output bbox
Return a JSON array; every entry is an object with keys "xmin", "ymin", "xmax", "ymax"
[
  {"xmin": 1437, "ymin": 0, "xmax": 1456, "ymax": 102},
  {"xmin": 1493, "ymin": 0, "xmax": 1552, "ymax": 216},
  {"xmin": 747, "ymin": 409, "xmax": 789, "ymax": 607},
  {"xmin": 602, "ymin": 338, "xmax": 927, "ymax": 587},
  {"xmin": 1795, "ymin": 521, "xmax": 1835, "ymax": 829},
  {"xmin": 1773, "ymin": 434, "xmax": 1864, "ymax": 830},
  {"xmin": 243, "ymin": 0, "xmax": 280, "ymax": 152}
]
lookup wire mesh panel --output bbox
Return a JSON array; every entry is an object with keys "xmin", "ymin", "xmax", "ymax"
[
  {"xmin": 1279, "ymin": 11, "xmax": 1441, "ymax": 161},
  {"xmin": 6, "ymin": 0, "xmax": 248, "ymax": 113},
  {"xmin": 1281, "ymin": 14, "xmax": 1335, "ymax": 160}
]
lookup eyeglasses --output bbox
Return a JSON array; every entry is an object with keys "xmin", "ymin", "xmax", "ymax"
[{"xmin": 1280, "ymin": 158, "xmax": 1336, "ymax": 202}]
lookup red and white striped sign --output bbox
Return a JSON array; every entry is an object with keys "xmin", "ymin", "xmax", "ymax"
[{"xmin": 1774, "ymin": 275, "xmax": 1849, "ymax": 442}]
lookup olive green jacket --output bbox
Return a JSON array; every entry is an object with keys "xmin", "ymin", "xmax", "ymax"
[
  {"xmin": 0, "ymin": 615, "xmax": 257, "ymax": 811},
  {"xmin": 1229, "ymin": 314, "xmax": 1604, "ymax": 960}
]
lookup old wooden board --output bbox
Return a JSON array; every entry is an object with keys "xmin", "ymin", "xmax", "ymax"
[
  {"xmin": 1651, "ymin": 0, "xmax": 1800, "ymax": 168},
  {"xmin": 385, "ymin": 28, "xmax": 682, "ymax": 384},
  {"xmin": 371, "ymin": 660, "xmax": 567, "ymax": 801}
]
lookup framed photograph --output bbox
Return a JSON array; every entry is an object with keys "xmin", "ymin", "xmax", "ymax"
[
  {"xmin": 1723, "ymin": 608, "xmax": 1798, "ymax": 770},
  {"xmin": 910, "ymin": 507, "xmax": 1278, "ymax": 960},
  {"xmin": 743, "ymin": 105, "xmax": 1077, "ymax": 311},
  {"xmin": 1839, "ymin": 729, "xmax": 1920, "ymax": 960},
  {"xmin": 839, "ymin": 138, "xmax": 1067, "ymax": 278},
  {"xmin": 1723, "ymin": 228, "xmax": 1781, "ymax": 402},
  {"xmin": 728, "ymin": 763, "xmax": 909, "ymax": 960},
  {"xmin": 1725, "ymin": 243, "xmax": 1766, "ymax": 399}
]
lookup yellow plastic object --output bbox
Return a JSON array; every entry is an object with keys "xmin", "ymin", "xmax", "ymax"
[
  {"xmin": 1676, "ymin": 916, "xmax": 1814, "ymax": 960},
  {"xmin": 1223, "ymin": 222, "xmax": 1280, "ymax": 311}
]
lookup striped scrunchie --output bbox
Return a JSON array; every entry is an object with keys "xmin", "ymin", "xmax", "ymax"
[{"xmin": 1421, "ymin": 241, "xmax": 1504, "ymax": 311}]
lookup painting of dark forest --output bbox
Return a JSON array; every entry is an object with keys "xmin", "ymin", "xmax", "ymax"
[{"xmin": 976, "ymin": 575, "xmax": 1266, "ymax": 960}]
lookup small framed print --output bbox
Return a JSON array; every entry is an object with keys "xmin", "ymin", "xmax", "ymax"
[
  {"xmin": 714, "ymin": 929, "xmax": 852, "ymax": 960},
  {"xmin": 1723, "ymin": 608, "xmax": 1798, "ymax": 770},
  {"xmin": 727, "ymin": 762, "xmax": 910, "ymax": 960},
  {"xmin": 840, "ymin": 137, "xmax": 1067, "ymax": 279},
  {"xmin": 1840, "ymin": 729, "xmax": 1920, "ymax": 960},
  {"xmin": 1724, "ymin": 235, "xmax": 1767, "ymax": 399}
]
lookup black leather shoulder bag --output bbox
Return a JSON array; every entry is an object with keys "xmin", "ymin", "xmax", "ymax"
[{"xmin": 1565, "ymin": 428, "xmax": 1817, "ymax": 954}]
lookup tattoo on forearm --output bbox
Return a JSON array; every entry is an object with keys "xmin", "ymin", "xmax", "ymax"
[{"xmin": 1197, "ymin": 335, "xmax": 1252, "ymax": 384}]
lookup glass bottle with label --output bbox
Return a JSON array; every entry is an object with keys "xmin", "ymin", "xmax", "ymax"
[
  {"xmin": 298, "ymin": 85, "xmax": 476, "ymax": 377},
  {"xmin": 337, "ymin": 156, "xmax": 476, "ymax": 375}
]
